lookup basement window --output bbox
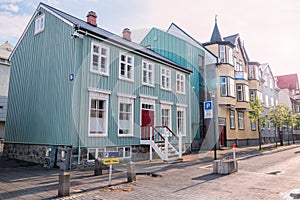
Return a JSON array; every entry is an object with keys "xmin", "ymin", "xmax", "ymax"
[{"xmin": 35, "ymin": 14, "xmax": 45, "ymax": 34}]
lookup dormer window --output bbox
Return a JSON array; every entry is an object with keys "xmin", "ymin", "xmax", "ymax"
[{"xmin": 34, "ymin": 14, "xmax": 45, "ymax": 34}]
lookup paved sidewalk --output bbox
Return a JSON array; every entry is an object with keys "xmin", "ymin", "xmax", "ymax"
[{"xmin": 0, "ymin": 143, "xmax": 298, "ymax": 200}]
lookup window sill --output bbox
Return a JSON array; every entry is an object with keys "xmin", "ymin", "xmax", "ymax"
[
  {"xmin": 142, "ymin": 83, "xmax": 155, "ymax": 88},
  {"xmin": 118, "ymin": 77, "xmax": 134, "ymax": 83},
  {"xmin": 118, "ymin": 134, "xmax": 134, "ymax": 137},
  {"xmin": 160, "ymin": 87, "xmax": 172, "ymax": 92},
  {"xmin": 90, "ymin": 70, "xmax": 109, "ymax": 77},
  {"xmin": 88, "ymin": 134, "xmax": 108, "ymax": 137},
  {"xmin": 176, "ymin": 91, "xmax": 185, "ymax": 95}
]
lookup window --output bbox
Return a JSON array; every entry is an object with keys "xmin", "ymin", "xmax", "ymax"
[
  {"xmin": 199, "ymin": 55, "xmax": 204, "ymax": 69},
  {"xmin": 270, "ymin": 97, "xmax": 274, "ymax": 107},
  {"xmin": 265, "ymin": 95, "xmax": 269, "ymax": 107},
  {"xmin": 119, "ymin": 53, "xmax": 134, "ymax": 81},
  {"xmin": 88, "ymin": 91, "xmax": 109, "ymax": 136},
  {"xmin": 228, "ymin": 47, "xmax": 233, "ymax": 65},
  {"xmin": 220, "ymin": 76, "xmax": 235, "ymax": 97},
  {"xmin": 161, "ymin": 104, "xmax": 172, "ymax": 128},
  {"xmin": 219, "ymin": 45, "xmax": 226, "ymax": 63},
  {"xmin": 230, "ymin": 110, "xmax": 235, "ymax": 129},
  {"xmin": 248, "ymin": 65, "xmax": 254, "ymax": 79},
  {"xmin": 233, "ymin": 57, "xmax": 237, "ymax": 69},
  {"xmin": 238, "ymin": 112, "xmax": 244, "ymax": 130},
  {"xmin": 220, "ymin": 77, "xmax": 227, "ymax": 96},
  {"xmin": 269, "ymin": 79, "xmax": 273, "ymax": 89},
  {"xmin": 177, "ymin": 106, "xmax": 186, "ymax": 136},
  {"xmin": 237, "ymin": 84, "xmax": 249, "ymax": 102},
  {"xmin": 91, "ymin": 42, "xmax": 110, "ymax": 75},
  {"xmin": 142, "ymin": 60, "xmax": 154, "ymax": 86},
  {"xmin": 239, "ymin": 60, "xmax": 243, "ymax": 71},
  {"xmin": 176, "ymin": 72, "xmax": 185, "ymax": 94},
  {"xmin": 118, "ymin": 96, "xmax": 134, "ymax": 136},
  {"xmin": 87, "ymin": 148, "xmax": 105, "ymax": 162},
  {"xmin": 229, "ymin": 78, "xmax": 235, "ymax": 97},
  {"xmin": 161, "ymin": 67, "xmax": 171, "ymax": 90},
  {"xmin": 237, "ymin": 84, "xmax": 243, "ymax": 101},
  {"xmin": 250, "ymin": 90, "xmax": 256, "ymax": 100},
  {"xmin": 236, "ymin": 44, "xmax": 239, "ymax": 53},
  {"xmin": 250, "ymin": 120, "xmax": 256, "ymax": 131},
  {"xmin": 117, "ymin": 146, "xmax": 131, "ymax": 158},
  {"xmin": 34, "ymin": 14, "xmax": 45, "ymax": 34},
  {"xmin": 245, "ymin": 85, "xmax": 249, "ymax": 102}
]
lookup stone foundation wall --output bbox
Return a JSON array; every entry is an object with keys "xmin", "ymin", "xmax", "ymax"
[
  {"xmin": 3, "ymin": 143, "xmax": 47, "ymax": 164},
  {"xmin": 227, "ymin": 138, "xmax": 259, "ymax": 147}
]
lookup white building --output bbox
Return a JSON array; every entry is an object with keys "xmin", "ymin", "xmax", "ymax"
[{"xmin": 0, "ymin": 41, "xmax": 13, "ymax": 139}]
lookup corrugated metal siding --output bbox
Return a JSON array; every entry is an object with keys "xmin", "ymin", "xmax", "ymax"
[
  {"xmin": 6, "ymin": 8, "xmax": 192, "ymax": 148},
  {"xmin": 77, "ymin": 36, "xmax": 192, "ymax": 146},
  {"xmin": 6, "ymin": 8, "xmax": 79, "ymax": 146},
  {"xmin": 141, "ymin": 28, "xmax": 206, "ymax": 140}
]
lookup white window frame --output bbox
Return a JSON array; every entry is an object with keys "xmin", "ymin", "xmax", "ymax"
[
  {"xmin": 237, "ymin": 84, "xmax": 244, "ymax": 101},
  {"xmin": 176, "ymin": 105, "xmax": 186, "ymax": 136},
  {"xmin": 248, "ymin": 65, "xmax": 254, "ymax": 79},
  {"xmin": 161, "ymin": 67, "xmax": 171, "ymax": 91},
  {"xmin": 176, "ymin": 72, "xmax": 185, "ymax": 94},
  {"xmin": 142, "ymin": 60, "xmax": 154, "ymax": 87},
  {"xmin": 228, "ymin": 47, "xmax": 233, "ymax": 65},
  {"xmin": 219, "ymin": 45, "xmax": 226, "ymax": 63},
  {"xmin": 118, "ymin": 95, "xmax": 135, "ymax": 137},
  {"xmin": 119, "ymin": 53, "xmax": 134, "ymax": 81},
  {"xmin": 220, "ymin": 77, "xmax": 227, "ymax": 96},
  {"xmin": 238, "ymin": 112, "xmax": 244, "ymax": 130},
  {"xmin": 90, "ymin": 41, "xmax": 110, "ymax": 76},
  {"xmin": 87, "ymin": 147, "xmax": 106, "ymax": 162},
  {"xmin": 88, "ymin": 91, "xmax": 110, "ymax": 137},
  {"xmin": 250, "ymin": 120, "xmax": 256, "ymax": 131},
  {"xmin": 161, "ymin": 103, "xmax": 172, "ymax": 128},
  {"xmin": 230, "ymin": 110, "xmax": 235, "ymax": 129},
  {"xmin": 233, "ymin": 57, "xmax": 237, "ymax": 69},
  {"xmin": 229, "ymin": 77, "xmax": 235, "ymax": 97},
  {"xmin": 265, "ymin": 95, "xmax": 269, "ymax": 107},
  {"xmin": 245, "ymin": 85, "xmax": 249, "ymax": 102},
  {"xmin": 34, "ymin": 14, "xmax": 45, "ymax": 34},
  {"xmin": 117, "ymin": 146, "xmax": 132, "ymax": 158}
]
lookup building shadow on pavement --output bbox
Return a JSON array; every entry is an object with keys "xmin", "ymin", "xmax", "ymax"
[{"xmin": 174, "ymin": 173, "xmax": 225, "ymax": 193}]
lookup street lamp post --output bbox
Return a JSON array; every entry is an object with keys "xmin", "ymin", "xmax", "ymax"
[{"xmin": 211, "ymin": 94, "xmax": 217, "ymax": 160}]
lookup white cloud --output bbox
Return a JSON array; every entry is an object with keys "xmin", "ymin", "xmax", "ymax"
[
  {"xmin": 0, "ymin": 11, "xmax": 30, "ymax": 44},
  {"xmin": 0, "ymin": 0, "xmax": 22, "ymax": 4},
  {"xmin": 0, "ymin": 3, "xmax": 19, "ymax": 12}
]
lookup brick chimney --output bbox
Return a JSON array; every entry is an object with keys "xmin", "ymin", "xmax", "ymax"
[
  {"xmin": 86, "ymin": 11, "xmax": 97, "ymax": 26},
  {"xmin": 122, "ymin": 28, "xmax": 131, "ymax": 41}
]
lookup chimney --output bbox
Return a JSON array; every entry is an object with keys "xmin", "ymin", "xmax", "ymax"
[
  {"xmin": 122, "ymin": 28, "xmax": 131, "ymax": 41},
  {"xmin": 86, "ymin": 11, "xmax": 97, "ymax": 26}
]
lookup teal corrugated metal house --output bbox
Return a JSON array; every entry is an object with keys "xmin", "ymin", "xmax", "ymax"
[
  {"xmin": 140, "ymin": 24, "xmax": 218, "ymax": 150},
  {"xmin": 4, "ymin": 3, "xmax": 193, "ymax": 169}
]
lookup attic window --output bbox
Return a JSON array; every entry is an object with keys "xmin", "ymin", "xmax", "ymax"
[{"xmin": 34, "ymin": 14, "xmax": 45, "ymax": 35}]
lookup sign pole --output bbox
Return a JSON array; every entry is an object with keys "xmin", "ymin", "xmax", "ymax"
[{"xmin": 108, "ymin": 164, "xmax": 112, "ymax": 186}]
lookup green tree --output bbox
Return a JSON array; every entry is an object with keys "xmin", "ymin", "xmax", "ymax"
[
  {"xmin": 248, "ymin": 97, "xmax": 266, "ymax": 150},
  {"xmin": 268, "ymin": 104, "xmax": 290, "ymax": 147}
]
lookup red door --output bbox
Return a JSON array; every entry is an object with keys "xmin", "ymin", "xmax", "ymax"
[
  {"xmin": 141, "ymin": 109, "xmax": 154, "ymax": 140},
  {"xmin": 219, "ymin": 126, "xmax": 227, "ymax": 147}
]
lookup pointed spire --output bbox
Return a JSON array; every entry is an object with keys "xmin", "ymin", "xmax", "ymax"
[{"xmin": 210, "ymin": 15, "xmax": 222, "ymax": 43}]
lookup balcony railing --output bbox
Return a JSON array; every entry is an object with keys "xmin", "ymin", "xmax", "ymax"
[{"xmin": 235, "ymin": 71, "xmax": 248, "ymax": 80}]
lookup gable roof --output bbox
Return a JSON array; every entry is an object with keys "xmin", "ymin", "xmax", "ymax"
[
  {"xmin": 11, "ymin": 3, "xmax": 192, "ymax": 74},
  {"xmin": 276, "ymin": 73, "xmax": 299, "ymax": 90},
  {"xmin": 166, "ymin": 23, "xmax": 218, "ymax": 62}
]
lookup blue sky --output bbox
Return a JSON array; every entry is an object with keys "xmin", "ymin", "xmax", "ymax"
[{"xmin": 1, "ymin": 0, "xmax": 300, "ymax": 77}]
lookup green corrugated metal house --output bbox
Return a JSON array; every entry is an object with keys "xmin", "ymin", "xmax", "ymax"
[
  {"xmin": 140, "ymin": 24, "xmax": 218, "ymax": 150},
  {"xmin": 4, "ymin": 3, "xmax": 193, "ymax": 169}
]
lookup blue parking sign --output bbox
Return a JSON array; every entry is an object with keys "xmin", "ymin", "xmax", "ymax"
[{"xmin": 204, "ymin": 101, "xmax": 213, "ymax": 119}]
